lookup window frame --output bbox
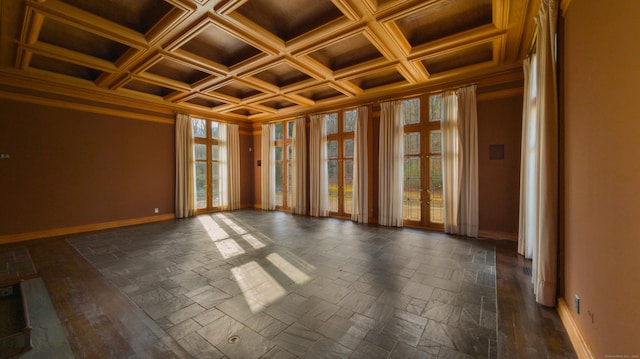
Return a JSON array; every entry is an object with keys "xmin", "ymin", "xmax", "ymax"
[
  {"xmin": 325, "ymin": 109, "xmax": 356, "ymax": 217},
  {"xmin": 193, "ymin": 117, "xmax": 223, "ymax": 213}
]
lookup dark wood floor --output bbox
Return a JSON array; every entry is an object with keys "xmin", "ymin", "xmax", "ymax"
[{"xmin": 2, "ymin": 211, "xmax": 576, "ymax": 358}]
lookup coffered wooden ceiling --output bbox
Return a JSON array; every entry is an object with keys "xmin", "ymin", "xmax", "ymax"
[{"xmin": 0, "ymin": 0, "xmax": 538, "ymax": 122}]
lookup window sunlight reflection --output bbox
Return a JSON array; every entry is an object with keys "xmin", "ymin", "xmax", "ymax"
[
  {"xmin": 231, "ymin": 261, "xmax": 286, "ymax": 313},
  {"xmin": 266, "ymin": 253, "xmax": 310, "ymax": 285},
  {"xmin": 216, "ymin": 214, "xmax": 248, "ymax": 235},
  {"xmin": 215, "ymin": 238, "xmax": 245, "ymax": 259},
  {"xmin": 241, "ymin": 233, "xmax": 266, "ymax": 249},
  {"xmin": 197, "ymin": 215, "xmax": 229, "ymax": 241}
]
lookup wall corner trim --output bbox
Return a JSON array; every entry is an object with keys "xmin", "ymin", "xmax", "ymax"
[
  {"xmin": 0, "ymin": 214, "xmax": 176, "ymax": 244},
  {"xmin": 557, "ymin": 298, "xmax": 596, "ymax": 359},
  {"xmin": 560, "ymin": 0, "xmax": 573, "ymax": 16}
]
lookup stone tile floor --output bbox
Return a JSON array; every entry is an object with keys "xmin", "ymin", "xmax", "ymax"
[{"xmin": 68, "ymin": 210, "xmax": 498, "ymax": 358}]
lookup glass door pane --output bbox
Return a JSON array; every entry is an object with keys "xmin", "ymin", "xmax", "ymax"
[
  {"xmin": 211, "ymin": 162, "xmax": 220, "ymax": 207},
  {"xmin": 403, "ymin": 157, "xmax": 421, "ymax": 221},
  {"xmin": 195, "ymin": 162, "xmax": 207, "ymax": 209},
  {"xmin": 344, "ymin": 159, "xmax": 353, "ymax": 214},
  {"xmin": 327, "ymin": 160, "xmax": 339, "ymax": 212}
]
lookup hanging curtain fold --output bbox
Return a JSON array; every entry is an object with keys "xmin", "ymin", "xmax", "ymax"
[
  {"xmin": 378, "ymin": 100, "xmax": 404, "ymax": 227},
  {"xmin": 292, "ymin": 117, "xmax": 307, "ymax": 215},
  {"xmin": 228, "ymin": 123, "xmax": 241, "ymax": 210},
  {"xmin": 518, "ymin": 55, "xmax": 538, "ymax": 259},
  {"xmin": 218, "ymin": 123, "xmax": 229, "ymax": 210},
  {"xmin": 261, "ymin": 124, "xmax": 275, "ymax": 210},
  {"xmin": 456, "ymin": 85, "xmax": 479, "ymax": 237},
  {"xmin": 175, "ymin": 113, "xmax": 195, "ymax": 218},
  {"xmin": 309, "ymin": 114, "xmax": 328, "ymax": 217},
  {"xmin": 352, "ymin": 105, "xmax": 369, "ymax": 223},
  {"xmin": 441, "ymin": 91, "xmax": 459, "ymax": 233},
  {"xmin": 529, "ymin": 0, "xmax": 559, "ymax": 307}
]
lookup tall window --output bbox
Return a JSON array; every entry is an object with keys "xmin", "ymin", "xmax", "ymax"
[
  {"xmin": 401, "ymin": 95, "xmax": 443, "ymax": 228},
  {"xmin": 326, "ymin": 110, "xmax": 355, "ymax": 217},
  {"xmin": 274, "ymin": 121, "xmax": 294, "ymax": 210},
  {"xmin": 193, "ymin": 117, "xmax": 224, "ymax": 212}
]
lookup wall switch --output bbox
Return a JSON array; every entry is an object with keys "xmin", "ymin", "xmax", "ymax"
[
  {"xmin": 0, "ymin": 154, "xmax": 10, "ymax": 159},
  {"xmin": 574, "ymin": 294, "xmax": 580, "ymax": 314},
  {"xmin": 154, "ymin": 208, "xmax": 159, "ymax": 213}
]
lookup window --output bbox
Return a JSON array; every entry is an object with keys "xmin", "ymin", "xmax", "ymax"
[
  {"xmin": 401, "ymin": 95, "xmax": 443, "ymax": 228},
  {"xmin": 274, "ymin": 121, "xmax": 294, "ymax": 210},
  {"xmin": 326, "ymin": 110, "xmax": 355, "ymax": 217},
  {"xmin": 193, "ymin": 117, "xmax": 225, "ymax": 212}
]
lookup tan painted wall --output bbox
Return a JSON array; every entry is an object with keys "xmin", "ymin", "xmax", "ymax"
[
  {"xmin": 0, "ymin": 99, "xmax": 174, "ymax": 235},
  {"xmin": 563, "ymin": 0, "xmax": 640, "ymax": 356},
  {"xmin": 477, "ymin": 94, "xmax": 522, "ymax": 237}
]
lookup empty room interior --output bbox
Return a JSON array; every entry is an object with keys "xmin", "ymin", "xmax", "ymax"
[{"xmin": 0, "ymin": 0, "xmax": 638, "ymax": 358}]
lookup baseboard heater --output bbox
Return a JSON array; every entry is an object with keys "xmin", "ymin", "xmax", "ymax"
[{"xmin": 0, "ymin": 281, "xmax": 31, "ymax": 358}]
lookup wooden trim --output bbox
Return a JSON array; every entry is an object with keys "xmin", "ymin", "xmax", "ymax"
[
  {"xmin": 557, "ymin": 298, "xmax": 596, "ymax": 359},
  {"xmin": 477, "ymin": 87, "xmax": 523, "ymax": 101},
  {"xmin": 478, "ymin": 229, "xmax": 517, "ymax": 241},
  {"xmin": 560, "ymin": 0, "xmax": 573, "ymax": 16},
  {"xmin": 0, "ymin": 214, "xmax": 175, "ymax": 244}
]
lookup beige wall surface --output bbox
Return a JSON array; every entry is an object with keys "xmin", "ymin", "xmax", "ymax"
[
  {"xmin": 477, "ymin": 95, "xmax": 522, "ymax": 237},
  {"xmin": 0, "ymin": 99, "xmax": 175, "ymax": 235},
  {"xmin": 563, "ymin": 0, "xmax": 640, "ymax": 356}
]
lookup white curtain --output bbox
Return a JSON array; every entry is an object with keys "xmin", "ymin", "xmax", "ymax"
[
  {"xmin": 441, "ymin": 91, "xmax": 459, "ymax": 233},
  {"xmin": 378, "ymin": 100, "xmax": 404, "ymax": 227},
  {"xmin": 352, "ymin": 105, "xmax": 369, "ymax": 223},
  {"xmin": 309, "ymin": 114, "xmax": 328, "ymax": 217},
  {"xmin": 292, "ymin": 117, "xmax": 307, "ymax": 215},
  {"xmin": 519, "ymin": 0, "xmax": 559, "ymax": 307},
  {"xmin": 261, "ymin": 124, "xmax": 275, "ymax": 210},
  {"xmin": 218, "ymin": 123, "xmax": 229, "ymax": 210},
  {"xmin": 518, "ymin": 56, "xmax": 538, "ymax": 259},
  {"xmin": 228, "ymin": 123, "xmax": 241, "ymax": 210},
  {"xmin": 456, "ymin": 85, "xmax": 479, "ymax": 237},
  {"xmin": 175, "ymin": 113, "xmax": 194, "ymax": 218}
]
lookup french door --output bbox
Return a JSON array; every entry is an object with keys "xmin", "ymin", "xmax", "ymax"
[{"xmin": 326, "ymin": 110, "xmax": 356, "ymax": 217}]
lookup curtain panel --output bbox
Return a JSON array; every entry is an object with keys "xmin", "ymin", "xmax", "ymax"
[
  {"xmin": 309, "ymin": 114, "xmax": 328, "ymax": 217},
  {"xmin": 456, "ymin": 85, "xmax": 479, "ymax": 237},
  {"xmin": 352, "ymin": 105, "xmax": 369, "ymax": 223},
  {"xmin": 292, "ymin": 117, "xmax": 307, "ymax": 215},
  {"xmin": 175, "ymin": 113, "xmax": 194, "ymax": 218},
  {"xmin": 261, "ymin": 124, "xmax": 275, "ymax": 210},
  {"xmin": 378, "ymin": 100, "xmax": 404, "ymax": 227},
  {"xmin": 228, "ymin": 123, "xmax": 241, "ymax": 210},
  {"xmin": 441, "ymin": 91, "xmax": 460, "ymax": 233}
]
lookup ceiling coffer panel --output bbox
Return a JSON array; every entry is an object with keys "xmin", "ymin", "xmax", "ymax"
[
  {"xmin": 297, "ymin": 85, "xmax": 345, "ymax": 102},
  {"xmin": 211, "ymin": 81, "xmax": 263, "ymax": 99},
  {"xmin": 422, "ymin": 42, "xmax": 494, "ymax": 75},
  {"xmin": 252, "ymin": 63, "xmax": 312, "ymax": 88},
  {"xmin": 185, "ymin": 96, "xmax": 225, "ymax": 108},
  {"xmin": 395, "ymin": 0, "xmax": 493, "ymax": 47},
  {"xmin": 60, "ymin": 0, "xmax": 174, "ymax": 34},
  {"xmin": 145, "ymin": 58, "xmax": 211, "ymax": 85},
  {"xmin": 308, "ymin": 34, "xmax": 384, "ymax": 71},
  {"xmin": 29, "ymin": 54, "xmax": 103, "ymax": 81},
  {"xmin": 122, "ymin": 79, "xmax": 175, "ymax": 97},
  {"xmin": 234, "ymin": 0, "xmax": 344, "ymax": 41},
  {"xmin": 180, "ymin": 25, "xmax": 262, "ymax": 68}
]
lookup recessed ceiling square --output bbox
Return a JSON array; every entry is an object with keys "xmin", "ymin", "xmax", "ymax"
[
  {"xmin": 308, "ymin": 34, "xmax": 383, "ymax": 71},
  {"xmin": 422, "ymin": 42, "xmax": 494, "ymax": 74},
  {"xmin": 260, "ymin": 97, "xmax": 297, "ymax": 110},
  {"xmin": 395, "ymin": 0, "xmax": 493, "ymax": 47},
  {"xmin": 212, "ymin": 81, "xmax": 262, "ymax": 99},
  {"xmin": 185, "ymin": 96, "xmax": 225, "ymax": 108},
  {"xmin": 30, "ymin": 54, "xmax": 103, "ymax": 81},
  {"xmin": 235, "ymin": 0, "xmax": 343, "ymax": 41},
  {"xmin": 230, "ymin": 108, "xmax": 261, "ymax": 116},
  {"xmin": 297, "ymin": 85, "xmax": 344, "ymax": 101},
  {"xmin": 60, "ymin": 0, "xmax": 173, "ymax": 34},
  {"xmin": 146, "ymin": 58, "xmax": 211, "ymax": 84},
  {"xmin": 181, "ymin": 25, "xmax": 261, "ymax": 67},
  {"xmin": 122, "ymin": 79, "xmax": 175, "ymax": 97},
  {"xmin": 350, "ymin": 68, "xmax": 407, "ymax": 90},
  {"xmin": 39, "ymin": 18, "xmax": 130, "ymax": 63},
  {"xmin": 253, "ymin": 63, "xmax": 312, "ymax": 87}
]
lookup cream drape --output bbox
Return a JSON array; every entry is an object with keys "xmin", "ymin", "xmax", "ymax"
[
  {"xmin": 456, "ymin": 85, "xmax": 479, "ymax": 237},
  {"xmin": 228, "ymin": 123, "xmax": 241, "ymax": 210},
  {"xmin": 378, "ymin": 101, "xmax": 403, "ymax": 227},
  {"xmin": 218, "ymin": 123, "xmax": 229, "ymax": 210},
  {"xmin": 518, "ymin": 56, "xmax": 538, "ymax": 259},
  {"xmin": 352, "ymin": 106, "xmax": 369, "ymax": 223},
  {"xmin": 261, "ymin": 124, "xmax": 275, "ymax": 210},
  {"xmin": 175, "ymin": 113, "xmax": 194, "ymax": 218},
  {"xmin": 292, "ymin": 117, "xmax": 307, "ymax": 215},
  {"xmin": 520, "ymin": 0, "xmax": 559, "ymax": 307},
  {"xmin": 309, "ymin": 114, "xmax": 328, "ymax": 217},
  {"xmin": 442, "ymin": 91, "xmax": 459, "ymax": 233}
]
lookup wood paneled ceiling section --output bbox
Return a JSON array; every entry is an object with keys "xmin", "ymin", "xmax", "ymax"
[{"xmin": 0, "ymin": 0, "xmax": 538, "ymax": 122}]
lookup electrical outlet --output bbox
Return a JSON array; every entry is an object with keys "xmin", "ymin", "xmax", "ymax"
[
  {"xmin": 154, "ymin": 208, "xmax": 159, "ymax": 214},
  {"xmin": 574, "ymin": 294, "xmax": 580, "ymax": 314}
]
